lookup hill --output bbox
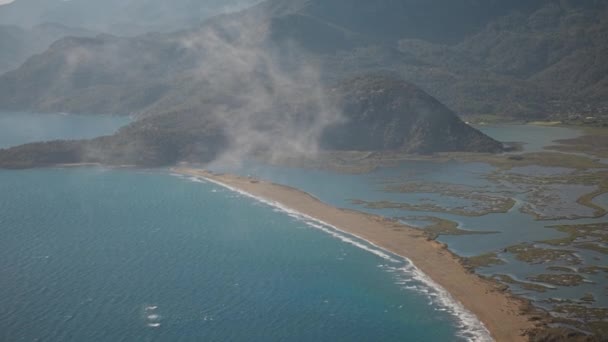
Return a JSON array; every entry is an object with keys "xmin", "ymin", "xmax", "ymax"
[
  {"xmin": 0, "ymin": 0, "xmax": 606, "ymax": 119},
  {"xmin": 0, "ymin": 23, "xmax": 94, "ymax": 74},
  {"xmin": 321, "ymin": 75, "xmax": 502, "ymax": 153},
  {"xmin": 0, "ymin": 74, "xmax": 503, "ymax": 169}
]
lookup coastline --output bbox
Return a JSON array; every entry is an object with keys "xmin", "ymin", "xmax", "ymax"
[{"xmin": 173, "ymin": 167, "xmax": 541, "ymax": 342}]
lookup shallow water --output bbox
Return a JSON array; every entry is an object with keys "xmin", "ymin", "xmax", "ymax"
[{"xmin": 473, "ymin": 124, "xmax": 583, "ymax": 153}]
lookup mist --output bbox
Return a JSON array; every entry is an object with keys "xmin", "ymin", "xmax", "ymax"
[
  {"xmin": 176, "ymin": 18, "xmax": 342, "ymax": 167},
  {"xmin": 8, "ymin": 2, "xmax": 349, "ymax": 168},
  {"xmin": 0, "ymin": 0, "xmax": 263, "ymax": 36}
]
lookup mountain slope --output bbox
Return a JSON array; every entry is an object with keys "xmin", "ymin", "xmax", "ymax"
[
  {"xmin": 450, "ymin": 0, "xmax": 608, "ymax": 113},
  {"xmin": 321, "ymin": 75, "xmax": 502, "ymax": 153},
  {"xmin": 0, "ymin": 0, "xmax": 606, "ymax": 119},
  {"xmin": 0, "ymin": 74, "xmax": 503, "ymax": 169},
  {"xmin": 260, "ymin": 0, "xmax": 608, "ymax": 118},
  {"xmin": 0, "ymin": 33, "xmax": 193, "ymax": 114},
  {"xmin": 0, "ymin": 23, "xmax": 94, "ymax": 74},
  {"xmin": 260, "ymin": 0, "xmax": 546, "ymax": 44}
]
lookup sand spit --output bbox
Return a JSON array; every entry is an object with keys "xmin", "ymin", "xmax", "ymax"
[{"xmin": 174, "ymin": 168, "xmax": 540, "ymax": 342}]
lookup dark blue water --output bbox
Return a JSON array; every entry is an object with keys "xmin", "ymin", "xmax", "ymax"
[{"xmin": 0, "ymin": 113, "xmax": 483, "ymax": 341}]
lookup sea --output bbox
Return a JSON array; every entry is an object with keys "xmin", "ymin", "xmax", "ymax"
[{"xmin": 0, "ymin": 112, "xmax": 488, "ymax": 341}]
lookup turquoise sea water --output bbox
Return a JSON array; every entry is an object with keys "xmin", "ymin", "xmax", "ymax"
[{"xmin": 0, "ymin": 113, "xmax": 482, "ymax": 340}]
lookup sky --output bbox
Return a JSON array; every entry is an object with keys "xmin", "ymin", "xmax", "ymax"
[{"xmin": 0, "ymin": 0, "xmax": 15, "ymax": 5}]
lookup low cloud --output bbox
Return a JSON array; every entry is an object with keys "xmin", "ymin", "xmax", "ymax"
[{"xmin": 177, "ymin": 15, "xmax": 345, "ymax": 168}]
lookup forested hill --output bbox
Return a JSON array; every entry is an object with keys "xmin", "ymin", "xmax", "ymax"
[
  {"xmin": 0, "ymin": 23, "xmax": 94, "ymax": 74},
  {"xmin": 0, "ymin": 75, "xmax": 503, "ymax": 169},
  {"xmin": 0, "ymin": 0, "xmax": 606, "ymax": 119}
]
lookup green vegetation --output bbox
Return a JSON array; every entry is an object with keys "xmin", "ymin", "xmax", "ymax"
[
  {"xmin": 547, "ymin": 137, "xmax": 608, "ymax": 158},
  {"xmin": 0, "ymin": 110, "xmax": 228, "ymax": 168},
  {"xmin": 505, "ymin": 243, "xmax": 581, "ymax": 265},
  {"xmin": 0, "ymin": 24, "xmax": 94, "ymax": 75},
  {"xmin": 552, "ymin": 305, "xmax": 608, "ymax": 336},
  {"xmin": 257, "ymin": 151, "xmax": 382, "ymax": 174},
  {"xmin": 463, "ymin": 253, "xmax": 505, "ymax": 269},
  {"xmin": 527, "ymin": 326, "xmax": 600, "ymax": 342},
  {"xmin": 576, "ymin": 182, "xmax": 608, "ymax": 220},
  {"xmin": 321, "ymin": 75, "xmax": 503, "ymax": 153},
  {"xmin": 547, "ymin": 266, "xmax": 575, "ymax": 273},
  {"xmin": 461, "ymin": 152, "xmax": 606, "ymax": 171},
  {"xmin": 351, "ymin": 197, "xmax": 515, "ymax": 217},
  {"xmin": 1, "ymin": 1, "xmax": 607, "ymax": 120},
  {"xmin": 543, "ymin": 223, "xmax": 608, "ymax": 256},
  {"xmin": 398, "ymin": 215, "xmax": 496, "ymax": 240},
  {"xmin": 527, "ymin": 274, "xmax": 587, "ymax": 287},
  {"xmin": 310, "ymin": 150, "xmax": 606, "ymax": 175},
  {"xmin": 486, "ymin": 169, "xmax": 608, "ymax": 220},
  {"xmin": 492, "ymin": 274, "xmax": 552, "ymax": 293},
  {"xmin": 0, "ymin": 74, "xmax": 504, "ymax": 169},
  {"xmin": 578, "ymin": 266, "xmax": 608, "ymax": 275},
  {"xmin": 352, "ymin": 180, "xmax": 518, "ymax": 217}
]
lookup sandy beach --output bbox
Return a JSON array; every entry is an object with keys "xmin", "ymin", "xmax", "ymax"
[{"xmin": 174, "ymin": 167, "xmax": 540, "ymax": 341}]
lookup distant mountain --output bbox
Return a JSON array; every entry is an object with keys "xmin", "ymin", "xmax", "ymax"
[
  {"xmin": 258, "ymin": 0, "xmax": 545, "ymax": 44},
  {"xmin": 0, "ymin": 0, "xmax": 261, "ymax": 36},
  {"xmin": 261, "ymin": 0, "xmax": 608, "ymax": 118},
  {"xmin": 0, "ymin": 23, "xmax": 93, "ymax": 74},
  {"xmin": 0, "ymin": 74, "xmax": 503, "ymax": 169},
  {"xmin": 0, "ymin": 33, "xmax": 185, "ymax": 114},
  {"xmin": 0, "ymin": 0, "xmax": 606, "ymax": 119}
]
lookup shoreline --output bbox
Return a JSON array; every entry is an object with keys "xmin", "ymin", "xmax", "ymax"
[{"xmin": 173, "ymin": 167, "xmax": 542, "ymax": 342}]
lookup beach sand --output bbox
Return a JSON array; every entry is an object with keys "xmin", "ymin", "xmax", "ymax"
[{"xmin": 174, "ymin": 167, "xmax": 540, "ymax": 341}]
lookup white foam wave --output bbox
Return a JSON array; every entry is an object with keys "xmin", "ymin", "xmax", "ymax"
[
  {"xmin": 398, "ymin": 261, "xmax": 492, "ymax": 341},
  {"xmin": 181, "ymin": 173, "xmax": 493, "ymax": 341}
]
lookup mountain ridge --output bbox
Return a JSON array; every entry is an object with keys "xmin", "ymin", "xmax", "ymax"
[
  {"xmin": 0, "ymin": 23, "xmax": 94, "ymax": 74},
  {"xmin": 0, "ymin": 0, "xmax": 607, "ymax": 119}
]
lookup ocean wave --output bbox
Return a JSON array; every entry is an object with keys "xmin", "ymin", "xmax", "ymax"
[
  {"xmin": 179, "ymin": 173, "xmax": 493, "ymax": 341},
  {"xmin": 188, "ymin": 176, "xmax": 206, "ymax": 183}
]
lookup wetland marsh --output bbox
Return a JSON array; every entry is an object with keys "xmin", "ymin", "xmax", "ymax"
[{"xmin": 231, "ymin": 124, "xmax": 608, "ymax": 335}]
